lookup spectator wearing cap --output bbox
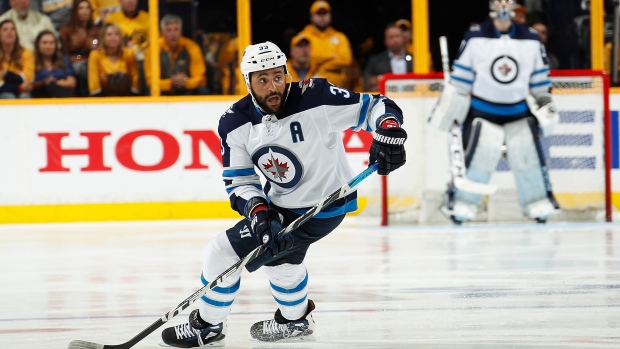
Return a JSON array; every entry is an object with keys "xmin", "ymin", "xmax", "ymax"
[
  {"xmin": 513, "ymin": 5, "xmax": 527, "ymax": 25},
  {"xmin": 286, "ymin": 34, "xmax": 318, "ymax": 81},
  {"xmin": 363, "ymin": 23, "xmax": 412, "ymax": 92},
  {"xmin": 395, "ymin": 19, "xmax": 412, "ymax": 54},
  {"xmin": 297, "ymin": 0, "xmax": 352, "ymax": 88}
]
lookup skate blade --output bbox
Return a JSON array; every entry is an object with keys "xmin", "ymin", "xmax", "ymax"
[
  {"xmin": 158, "ymin": 340, "xmax": 225, "ymax": 347},
  {"xmin": 249, "ymin": 334, "xmax": 316, "ymax": 343}
]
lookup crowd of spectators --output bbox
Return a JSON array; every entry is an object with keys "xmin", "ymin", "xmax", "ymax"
[{"xmin": 0, "ymin": 0, "xmax": 604, "ymax": 99}]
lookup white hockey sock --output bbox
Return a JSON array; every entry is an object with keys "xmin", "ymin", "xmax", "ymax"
[
  {"xmin": 198, "ymin": 232, "xmax": 242, "ymax": 325},
  {"xmin": 264, "ymin": 263, "xmax": 309, "ymax": 321}
]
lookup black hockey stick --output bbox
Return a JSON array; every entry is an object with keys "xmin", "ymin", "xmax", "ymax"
[{"xmin": 67, "ymin": 162, "xmax": 379, "ymax": 349}]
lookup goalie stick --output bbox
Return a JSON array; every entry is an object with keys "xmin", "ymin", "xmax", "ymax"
[
  {"xmin": 67, "ymin": 162, "xmax": 379, "ymax": 349},
  {"xmin": 439, "ymin": 36, "xmax": 497, "ymax": 195}
]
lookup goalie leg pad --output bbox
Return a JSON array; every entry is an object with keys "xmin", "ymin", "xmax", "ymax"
[
  {"xmin": 446, "ymin": 118, "xmax": 505, "ymax": 221},
  {"xmin": 428, "ymin": 83, "xmax": 471, "ymax": 131},
  {"xmin": 504, "ymin": 117, "xmax": 560, "ymax": 219},
  {"xmin": 455, "ymin": 118, "xmax": 504, "ymax": 201}
]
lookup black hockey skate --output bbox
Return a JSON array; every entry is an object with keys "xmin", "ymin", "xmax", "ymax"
[
  {"xmin": 160, "ymin": 309, "xmax": 226, "ymax": 347},
  {"xmin": 250, "ymin": 299, "xmax": 316, "ymax": 342}
]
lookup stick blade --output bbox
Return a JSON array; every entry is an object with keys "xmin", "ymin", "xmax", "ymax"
[
  {"xmin": 454, "ymin": 177, "xmax": 498, "ymax": 195},
  {"xmin": 68, "ymin": 340, "xmax": 105, "ymax": 349}
]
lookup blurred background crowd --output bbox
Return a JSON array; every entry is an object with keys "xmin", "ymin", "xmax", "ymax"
[{"xmin": 0, "ymin": 0, "xmax": 614, "ymax": 99}]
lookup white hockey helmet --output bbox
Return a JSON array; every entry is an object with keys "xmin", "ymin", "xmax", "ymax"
[
  {"xmin": 241, "ymin": 41, "xmax": 288, "ymax": 90},
  {"xmin": 489, "ymin": 0, "xmax": 515, "ymax": 21},
  {"xmin": 240, "ymin": 41, "xmax": 292, "ymax": 112}
]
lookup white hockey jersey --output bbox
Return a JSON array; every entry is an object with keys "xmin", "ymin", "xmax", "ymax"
[
  {"xmin": 219, "ymin": 78, "xmax": 403, "ymax": 218},
  {"xmin": 450, "ymin": 20, "xmax": 551, "ymax": 116}
]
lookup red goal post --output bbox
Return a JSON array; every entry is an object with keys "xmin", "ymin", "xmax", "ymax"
[{"xmin": 375, "ymin": 70, "xmax": 612, "ymax": 225}]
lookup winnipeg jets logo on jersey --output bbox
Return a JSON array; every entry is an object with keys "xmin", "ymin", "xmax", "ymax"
[
  {"xmin": 252, "ymin": 145, "xmax": 303, "ymax": 189},
  {"xmin": 491, "ymin": 56, "xmax": 518, "ymax": 84},
  {"xmin": 263, "ymin": 148, "xmax": 290, "ymax": 181}
]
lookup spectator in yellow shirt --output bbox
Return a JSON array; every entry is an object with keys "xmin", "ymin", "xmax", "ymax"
[
  {"xmin": 88, "ymin": 22, "xmax": 139, "ymax": 96},
  {"xmin": 297, "ymin": 0, "xmax": 352, "ymax": 88},
  {"xmin": 104, "ymin": 0, "xmax": 147, "ymax": 59},
  {"xmin": 0, "ymin": 19, "xmax": 34, "ymax": 98},
  {"xmin": 286, "ymin": 33, "xmax": 318, "ymax": 82},
  {"xmin": 216, "ymin": 35, "xmax": 242, "ymax": 95},
  {"xmin": 89, "ymin": 0, "xmax": 119, "ymax": 24},
  {"xmin": 144, "ymin": 14, "xmax": 207, "ymax": 95}
]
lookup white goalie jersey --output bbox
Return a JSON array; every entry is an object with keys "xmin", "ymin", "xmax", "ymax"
[{"xmin": 450, "ymin": 20, "xmax": 551, "ymax": 117}]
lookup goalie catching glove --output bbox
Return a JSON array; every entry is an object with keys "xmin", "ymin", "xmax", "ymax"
[
  {"xmin": 526, "ymin": 95, "xmax": 559, "ymax": 137},
  {"xmin": 247, "ymin": 198, "xmax": 293, "ymax": 258},
  {"xmin": 369, "ymin": 116, "xmax": 407, "ymax": 175}
]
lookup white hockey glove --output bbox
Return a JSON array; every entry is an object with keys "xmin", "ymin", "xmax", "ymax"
[{"xmin": 527, "ymin": 95, "xmax": 559, "ymax": 137}]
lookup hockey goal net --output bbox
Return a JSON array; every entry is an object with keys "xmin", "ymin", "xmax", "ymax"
[{"xmin": 366, "ymin": 70, "xmax": 612, "ymax": 225}]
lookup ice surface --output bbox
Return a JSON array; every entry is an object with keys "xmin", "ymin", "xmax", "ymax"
[{"xmin": 0, "ymin": 219, "xmax": 618, "ymax": 348}]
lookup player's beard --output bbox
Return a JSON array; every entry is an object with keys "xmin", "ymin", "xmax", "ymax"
[{"xmin": 255, "ymin": 90, "xmax": 285, "ymax": 115}]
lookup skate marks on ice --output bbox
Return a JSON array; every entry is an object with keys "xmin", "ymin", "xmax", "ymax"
[{"xmin": 0, "ymin": 219, "xmax": 618, "ymax": 348}]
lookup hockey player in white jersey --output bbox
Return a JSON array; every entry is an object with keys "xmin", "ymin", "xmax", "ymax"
[
  {"xmin": 429, "ymin": 0, "xmax": 560, "ymax": 224},
  {"xmin": 158, "ymin": 41, "xmax": 407, "ymax": 347}
]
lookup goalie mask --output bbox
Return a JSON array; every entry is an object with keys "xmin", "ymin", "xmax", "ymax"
[
  {"xmin": 489, "ymin": 0, "xmax": 515, "ymax": 21},
  {"xmin": 240, "ymin": 41, "xmax": 293, "ymax": 113}
]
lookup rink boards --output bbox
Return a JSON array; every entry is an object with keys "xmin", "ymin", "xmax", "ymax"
[
  {"xmin": 0, "ymin": 98, "xmax": 373, "ymax": 223},
  {"xmin": 1, "ymin": 94, "xmax": 620, "ymax": 223}
]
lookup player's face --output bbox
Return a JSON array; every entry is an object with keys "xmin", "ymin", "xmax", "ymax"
[
  {"xmin": 77, "ymin": 0, "xmax": 92, "ymax": 22},
  {"xmin": 37, "ymin": 33, "xmax": 57, "ymax": 57},
  {"xmin": 250, "ymin": 67, "xmax": 287, "ymax": 114},
  {"xmin": 162, "ymin": 22, "xmax": 181, "ymax": 48},
  {"xmin": 0, "ymin": 21, "xmax": 17, "ymax": 46}
]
